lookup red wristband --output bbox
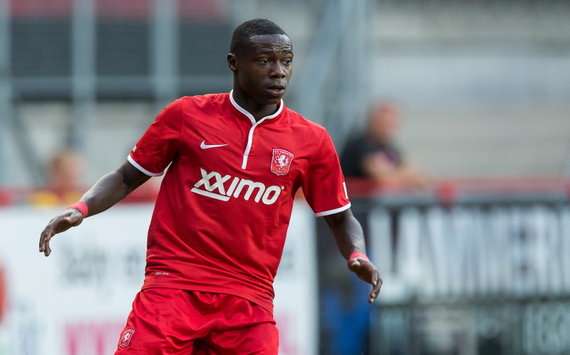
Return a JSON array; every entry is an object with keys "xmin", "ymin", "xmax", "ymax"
[
  {"xmin": 69, "ymin": 201, "xmax": 88, "ymax": 217},
  {"xmin": 348, "ymin": 251, "xmax": 369, "ymax": 263}
]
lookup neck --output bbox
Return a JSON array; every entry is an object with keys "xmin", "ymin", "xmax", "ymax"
[{"xmin": 232, "ymin": 87, "xmax": 280, "ymax": 121}]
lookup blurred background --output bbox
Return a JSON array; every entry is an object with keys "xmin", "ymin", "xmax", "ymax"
[{"xmin": 0, "ymin": 0, "xmax": 570, "ymax": 354}]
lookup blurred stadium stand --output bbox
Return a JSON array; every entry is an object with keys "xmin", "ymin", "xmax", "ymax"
[
  {"xmin": 1, "ymin": 0, "xmax": 569, "ymax": 186},
  {"xmin": 370, "ymin": 0, "xmax": 570, "ymax": 178}
]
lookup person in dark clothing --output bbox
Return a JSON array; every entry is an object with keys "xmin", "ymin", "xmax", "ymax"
[{"xmin": 341, "ymin": 102, "xmax": 427, "ymax": 188}]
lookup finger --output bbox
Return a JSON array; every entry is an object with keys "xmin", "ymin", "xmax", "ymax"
[
  {"xmin": 39, "ymin": 228, "xmax": 51, "ymax": 252},
  {"xmin": 373, "ymin": 270, "xmax": 383, "ymax": 291},
  {"xmin": 372, "ymin": 269, "xmax": 380, "ymax": 287},
  {"xmin": 39, "ymin": 229, "xmax": 47, "ymax": 252},
  {"xmin": 45, "ymin": 233, "xmax": 53, "ymax": 257},
  {"xmin": 41, "ymin": 235, "xmax": 48, "ymax": 256},
  {"xmin": 40, "ymin": 236, "xmax": 46, "ymax": 255},
  {"xmin": 369, "ymin": 286, "xmax": 379, "ymax": 303},
  {"xmin": 369, "ymin": 272, "xmax": 382, "ymax": 303},
  {"xmin": 41, "ymin": 231, "xmax": 53, "ymax": 257}
]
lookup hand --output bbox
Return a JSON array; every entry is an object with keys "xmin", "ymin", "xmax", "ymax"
[
  {"xmin": 348, "ymin": 257, "xmax": 382, "ymax": 303},
  {"xmin": 39, "ymin": 209, "xmax": 84, "ymax": 257}
]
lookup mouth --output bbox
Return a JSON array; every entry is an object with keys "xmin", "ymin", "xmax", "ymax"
[{"xmin": 266, "ymin": 85, "xmax": 286, "ymax": 96}]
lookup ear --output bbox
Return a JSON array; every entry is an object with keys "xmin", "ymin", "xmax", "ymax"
[{"xmin": 227, "ymin": 52, "xmax": 238, "ymax": 72}]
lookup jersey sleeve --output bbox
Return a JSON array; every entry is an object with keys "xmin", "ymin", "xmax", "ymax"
[
  {"xmin": 302, "ymin": 129, "xmax": 351, "ymax": 217},
  {"xmin": 127, "ymin": 99, "xmax": 183, "ymax": 176}
]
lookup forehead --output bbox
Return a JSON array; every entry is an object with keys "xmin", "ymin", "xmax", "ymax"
[{"xmin": 245, "ymin": 34, "xmax": 293, "ymax": 54}]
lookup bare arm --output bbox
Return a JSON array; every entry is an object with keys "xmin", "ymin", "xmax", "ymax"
[
  {"xmin": 81, "ymin": 162, "xmax": 150, "ymax": 216},
  {"xmin": 323, "ymin": 209, "xmax": 382, "ymax": 303},
  {"xmin": 39, "ymin": 162, "xmax": 150, "ymax": 256}
]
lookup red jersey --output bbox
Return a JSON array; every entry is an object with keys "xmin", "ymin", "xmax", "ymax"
[{"xmin": 128, "ymin": 92, "xmax": 350, "ymax": 311}]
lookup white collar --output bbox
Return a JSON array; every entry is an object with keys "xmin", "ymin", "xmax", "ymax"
[{"xmin": 229, "ymin": 90, "xmax": 284, "ymax": 125}]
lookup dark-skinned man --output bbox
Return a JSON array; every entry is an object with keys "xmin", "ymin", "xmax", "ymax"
[{"xmin": 39, "ymin": 19, "xmax": 382, "ymax": 354}]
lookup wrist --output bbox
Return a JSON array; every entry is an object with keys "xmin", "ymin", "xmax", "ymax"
[
  {"xmin": 69, "ymin": 201, "xmax": 89, "ymax": 217},
  {"xmin": 348, "ymin": 251, "xmax": 369, "ymax": 263}
]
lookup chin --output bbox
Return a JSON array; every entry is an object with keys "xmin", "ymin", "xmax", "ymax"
[
  {"xmin": 267, "ymin": 97, "xmax": 282, "ymax": 105},
  {"xmin": 266, "ymin": 92, "xmax": 286, "ymax": 104}
]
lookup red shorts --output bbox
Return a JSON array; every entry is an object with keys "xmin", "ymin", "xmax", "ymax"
[{"xmin": 115, "ymin": 288, "xmax": 278, "ymax": 355}]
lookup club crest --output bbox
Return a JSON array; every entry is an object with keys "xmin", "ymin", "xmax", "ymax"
[
  {"xmin": 271, "ymin": 148, "xmax": 294, "ymax": 176},
  {"xmin": 118, "ymin": 328, "xmax": 135, "ymax": 349}
]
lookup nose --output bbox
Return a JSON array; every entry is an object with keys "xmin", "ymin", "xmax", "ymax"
[{"xmin": 269, "ymin": 61, "xmax": 287, "ymax": 78}]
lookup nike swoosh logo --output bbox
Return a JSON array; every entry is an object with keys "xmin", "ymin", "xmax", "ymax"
[{"xmin": 200, "ymin": 140, "xmax": 228, "ymax": 150}]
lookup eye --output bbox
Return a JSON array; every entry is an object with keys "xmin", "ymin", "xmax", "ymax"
[
  {"xmin": 256, "ymin": 58, "xmax": 269, "ymax": 64},
  {"xmin": 282, "ymin": 58, "xmax": 292, "ymax": 66}
]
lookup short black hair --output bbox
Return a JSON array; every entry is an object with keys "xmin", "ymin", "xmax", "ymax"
[{"xmin": 230, "ymin": 18, "xmax": 287, "ymax": 53}]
